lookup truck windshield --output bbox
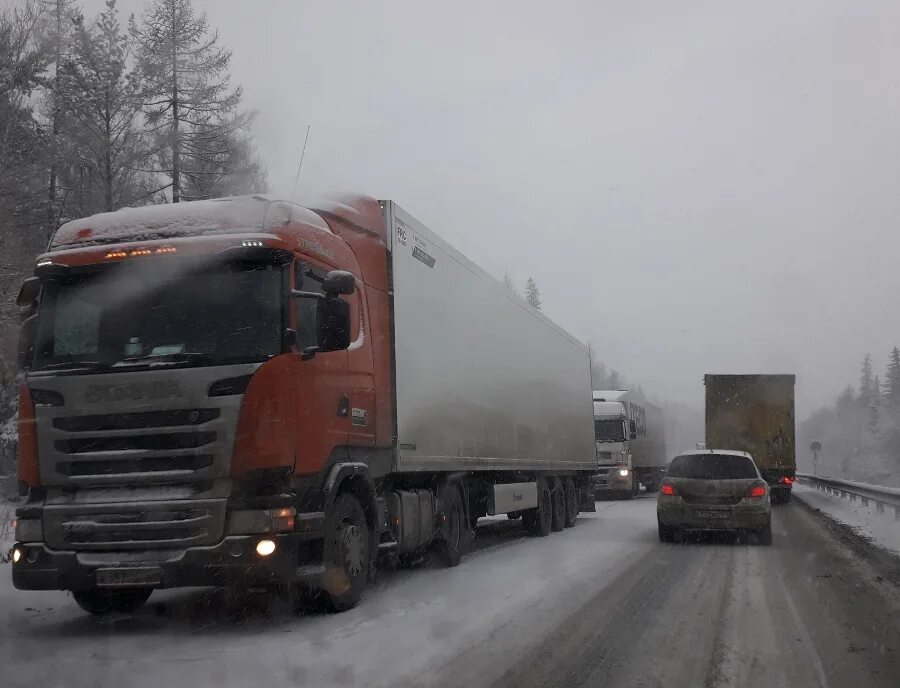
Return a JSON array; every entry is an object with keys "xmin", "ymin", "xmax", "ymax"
[
  {"xmin": 594, "ymin": 418, "xmax": 626, "ymax": 442},
  {"xmin": 666, "ymin": 454, "xmax": 759, "ymax": 480},
  {"xmin": 31, "ymin": 260, "xmax": 282, "ymax": 372}
]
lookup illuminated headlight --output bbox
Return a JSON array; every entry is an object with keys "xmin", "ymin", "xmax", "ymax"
[
  {"xmin": 618, "ymin": 469, "xmax": 630, "ymax": 477},
  {"xmin": 241, "ymin": 240, "xmax": 264, "ymax": 248},
  {"xmin": 227, "ymin": 507, "xmax": 295, "ymax": 535},
  {"xmin": 15, "ymin": 518, "xmax": 43, "ymax": 543},
  {"xmin": 11, "ymin": 548, "xmax": 22, "ymax": 564},
  {"xmin": 256, "ymin": 539, "xmax": 276, "ymax": 556}
]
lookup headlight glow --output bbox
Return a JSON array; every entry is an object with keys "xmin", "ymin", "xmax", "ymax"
[{"xmin": 256, "ymin": 539, "xmax": 276, "ymax": 556}]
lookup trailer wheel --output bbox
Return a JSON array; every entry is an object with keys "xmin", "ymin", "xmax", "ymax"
[
  {"xmin": 72, "ymin": 588, "xmax": 152, "ymax": 615},
  {"xmin": 435, "ymin": 484, "xmax": 466, "ymax": 567},
  {"xmin": 524, "ymin": 478, "xmax": 552, "ymax": 537},
  {"xmin": 321, "ymin": 493, "xmax": 369, "ymax": 612},
  {"xmin": 550, "ymin": 479, "xmax": 565, "ymax": 532},
  {"xmin": 563, "ymin": 478, "xmax": 578, "ymax": 528}
]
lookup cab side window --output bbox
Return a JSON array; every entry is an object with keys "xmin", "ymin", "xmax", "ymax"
[{"xmin": 294, "ymin": 263, "xmax": 325, "ymax": 351}]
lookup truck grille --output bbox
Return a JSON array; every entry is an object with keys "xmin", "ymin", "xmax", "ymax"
[
  {"xmin": 56, "ymin": 455, "xmax": 214, "ymax": 477},
  {"xmin": 47, "ymin": 409, "xmax": 222, "ymax": 485},
  {"xmin": 44, "ymin": 501, "xmax": 225, "ymax": 550},
  {"xmin": 53, "ymin": 409, "xmax": 220, "ymax": 432}
]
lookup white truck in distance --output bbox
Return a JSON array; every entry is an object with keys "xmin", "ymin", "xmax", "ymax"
[{"xmin": 593, "ymin": 390, "xmax": 667, "ymax": 498}]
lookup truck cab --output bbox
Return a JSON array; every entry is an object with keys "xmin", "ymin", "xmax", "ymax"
[{"xmin": 592, "ymin": 399, "xmax": 636, "ymax": 497}]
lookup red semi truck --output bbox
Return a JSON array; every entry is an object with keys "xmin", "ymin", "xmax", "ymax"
[{"xmin": 12, "ymin": 196, "xmax": 597, "ymax": 614}]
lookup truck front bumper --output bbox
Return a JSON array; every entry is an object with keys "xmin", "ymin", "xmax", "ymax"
[
  {"xmin": 592, "ymin": 468, "xmax": 633, "ymax": 494},
  {"xmin": 12, "ymin": 524, "xmax": 324, "ymax": 592}
]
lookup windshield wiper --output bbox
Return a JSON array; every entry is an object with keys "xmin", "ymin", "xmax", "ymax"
[
  {"xmin": 35, "ymin": 360, "xmax": 110, "ymax": 371},
  {"xmin": 113, "ymin": 352, "xmax": 219, "ymax": 368}
]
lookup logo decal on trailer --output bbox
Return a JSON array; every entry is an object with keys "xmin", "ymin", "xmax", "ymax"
[
  {"xmin": 396, "ymin": 221, "xmax": 408, "ymax": 247},
  {"xmin": 351, "ymin": 408, "xmax": 368, "ymax": 427},
  {"xmin": 412, "ymin": 245, "xmax": 436, "ymax": 268}
]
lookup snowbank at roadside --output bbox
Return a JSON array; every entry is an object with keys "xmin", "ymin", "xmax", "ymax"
[{"xmin": 794, "ymin": 481, "xmax": 900, "ymax": 557}]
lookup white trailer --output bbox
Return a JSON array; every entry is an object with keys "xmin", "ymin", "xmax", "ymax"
[{"xmin": 385, "ymin": 201, "xmax": 596, "ymax": 474}]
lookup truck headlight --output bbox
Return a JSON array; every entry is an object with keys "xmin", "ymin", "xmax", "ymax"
[
  {"xmin": 15, "ymin": 518, "xmax": 42, "ymax": 543},
  {"xmin": 227, "ymin": 507, "xmax": 295, "ymax": 535},
  {"xmin": 618, "ymin": 469, "xmax": 630, "ymax": 477}
]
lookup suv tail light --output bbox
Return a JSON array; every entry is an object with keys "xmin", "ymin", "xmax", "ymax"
[
  {"xmin": 746, "ymin": 485, "xmax": 766, "ymax": 499},
  {"xmin": 660, "ymin": 482, "xmax": 677, "ymax": 496},
  {"xmin": 779, "ymin": 476, "xmax": 794, "ymax": 485}
]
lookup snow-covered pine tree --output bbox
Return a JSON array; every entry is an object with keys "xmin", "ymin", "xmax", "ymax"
[
  {"xmin": 884, "ymin": 346, "xmax": 900, "ymax": 407},
  {"xmin": 525, "ymin": 277, "xmax": 541, "ymax": 310},
  {"xmin": 860, "ymin": 354, "xmax": 876, "ymax": 407},
  {"xmin": 130, "ymin": 0, "xmax": 245, "ymax": 203}
]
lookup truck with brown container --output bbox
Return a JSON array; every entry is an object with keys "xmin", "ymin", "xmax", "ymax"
[{"xmin": 704, "ymin": 374, "xmax": 796, "ymax": 503}]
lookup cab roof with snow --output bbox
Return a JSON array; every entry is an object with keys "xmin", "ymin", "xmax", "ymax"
[{"xmin": 49, "ymin": 195, "xmax": 332, "ymax": 250}]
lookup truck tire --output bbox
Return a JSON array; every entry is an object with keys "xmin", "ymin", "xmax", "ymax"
[
  {"xmin": 524, "ymin": 478, "xmax": 552, "ymax": 537},
  {"xmin": 321, "ymin": 492, "xmax": 369, "ymax": 612},
  {"xmin": 435, "ymin": 484, "xmax": 466, "ymax": 567},
  {"xmin": 550, "ymin": 478, "xmax": 565, "ymax": 532},
  {"xmin": 72, "ymin": 588, "xmax": 152, "ymax": 615},
  {"xmin": 563, "ymin": 478, "xmax": 578, "ymax": 528}
]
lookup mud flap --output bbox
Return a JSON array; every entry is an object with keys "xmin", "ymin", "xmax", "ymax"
[{"xmin": 578, "ymin": 485, "xmax": 596, "ymax": 512}]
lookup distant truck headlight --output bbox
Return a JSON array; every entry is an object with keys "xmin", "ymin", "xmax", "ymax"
[{"xmin": 618, "ymin": 469, "xmax": 630, "ymax": 477}]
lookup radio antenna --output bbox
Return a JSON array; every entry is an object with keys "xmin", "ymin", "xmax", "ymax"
[{"xmin": 291, "ymin": 124, "xmax": 311, "ymax": 205}]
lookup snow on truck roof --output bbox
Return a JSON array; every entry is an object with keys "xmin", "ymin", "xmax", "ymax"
[{"xmin": 49, "ymin": 195, "xmax": 331, "ymax": 249}]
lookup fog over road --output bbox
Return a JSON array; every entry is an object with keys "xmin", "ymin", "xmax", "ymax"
[{"xmin": 1, "ymin": 496, "xmax": 897, "ymax": 688}]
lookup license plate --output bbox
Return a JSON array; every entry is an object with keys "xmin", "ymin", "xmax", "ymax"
[
  {"xmin": 695, "ymin": 510, "xmax": 730, "ymax": 520},
  {"xmin": 96, "ymin": 567, "xmax": 161, "ymax": 588}
]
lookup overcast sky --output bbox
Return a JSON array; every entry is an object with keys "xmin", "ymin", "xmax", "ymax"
[{"xmin": 81, "ymin": 0, "xmax": 900, "ymax": 417}]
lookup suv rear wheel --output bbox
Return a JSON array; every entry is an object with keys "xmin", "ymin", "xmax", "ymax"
[{"xmin": 657, "ymin": 520, "xmax": 677, "ymax": 543}]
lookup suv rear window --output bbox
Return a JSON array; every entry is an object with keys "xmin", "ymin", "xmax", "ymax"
[{"xmin": 666, "ymin": 453, "xmax": 758, "ymax": 480}]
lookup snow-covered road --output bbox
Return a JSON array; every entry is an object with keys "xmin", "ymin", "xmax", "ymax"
[{"xmin": 0, "ymin": 497, "xmax": 898, "ymax": 688}]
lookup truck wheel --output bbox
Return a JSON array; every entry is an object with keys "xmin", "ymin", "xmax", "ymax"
[
  {"xmin": 563, "ymin": 478, "xmax": 578, "ymax": 528},
  {"xmin": 550, "ymin": 479, "xmax": 565, "ymax": 532},
  {"xmin": 72, "ymin": 588, "xmax": 152, "ymax": 615},
  {"xmin": 435, "ymin": 485, "xmax": 466, "ymax": 567},
  {"xmin": 524, "ymin": 479, "xmax": 552, "ymax": 537},
  {"xmin": 321, "ymin": 493, "xmax": 369, "ymax": 612}
]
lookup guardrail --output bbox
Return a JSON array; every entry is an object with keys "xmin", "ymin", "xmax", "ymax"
[{"xmin": 796, "ymin": 472, "xmax": 900, "ymax": 520}]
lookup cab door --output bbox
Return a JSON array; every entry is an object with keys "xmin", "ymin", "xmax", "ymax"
[
  {"xmin": 292, "ymin": 261, "xmax": 350, "ymax": 474},
  {"xmin": 346, "ymin": 283, "xmax": 376, "ymax": 447}
]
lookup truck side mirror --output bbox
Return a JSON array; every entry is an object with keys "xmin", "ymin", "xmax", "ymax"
[
  {"xmin": 17, "ymin": 277, "xmax": 41, "ymax": 318},
  {"xmin": 18, "ymin": 315, "xmax": 38, "ymax": 371},
  {"xmin": 297, "ymin": 296, "xmax": 351, "ymax": 361},
  {"xmin": 628, "ymin": 419, "xmax": 637, "ymax": 440},
  {"xmin": 316, "ymin": 297, "xmax": 351, "ymax": 351},
  {"xmin": 322, "ymin": 270, "xmax": 355, "ymax": 295}
]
